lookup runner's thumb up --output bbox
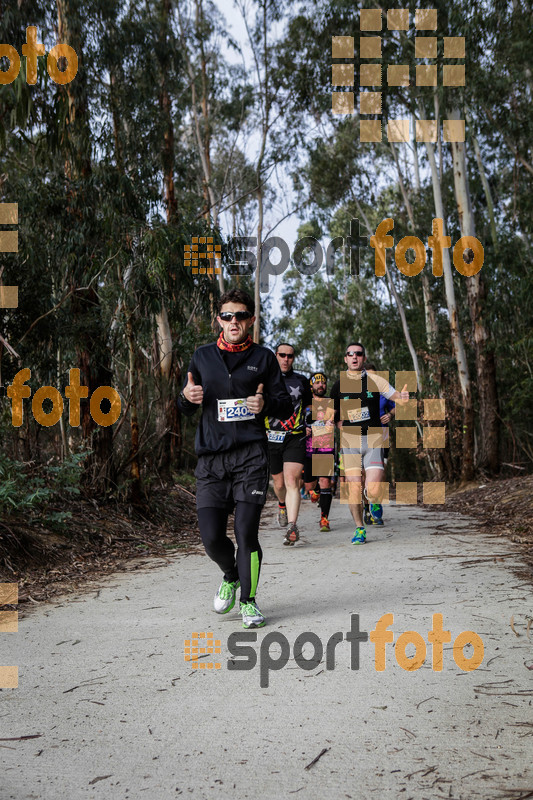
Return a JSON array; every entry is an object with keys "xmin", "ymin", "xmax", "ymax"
[
  {"xmin": 256, "ymin": 383, "xmax": 264, "ymax": 395},
  {"xmin": 186, "ymin": 371, "xmax": 202, "ymax": 404}
]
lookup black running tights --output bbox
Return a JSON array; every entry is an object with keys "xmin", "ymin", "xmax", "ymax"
[{"xmin": 197, "ymin": 503, "xmax": 263, "ymax": 603}]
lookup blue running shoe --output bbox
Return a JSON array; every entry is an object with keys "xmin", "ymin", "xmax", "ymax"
[
  {"xmin": 351, "ymin": 527, "xmax": 366, "ymax": 545},
  {"xmin": 370, "ymin": 503, "xmax": 384, "ymax": 526}
]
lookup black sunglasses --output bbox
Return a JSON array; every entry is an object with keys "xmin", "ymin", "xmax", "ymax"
[
  {"xmin": 277, "ymin": 352, "xmax": 294, "ymax": 359},
  {"xmin": 346, "ymin": 350, "xmax": 365, "ymax": 357},
  {"xmin": 219, "ymin": 311, "xmax": 253, "ymax": 321}
]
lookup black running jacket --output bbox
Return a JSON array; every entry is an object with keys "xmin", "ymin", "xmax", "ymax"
[{"xmin": 178, "ymin": 342, "xmax": 293, "ymax": 456}]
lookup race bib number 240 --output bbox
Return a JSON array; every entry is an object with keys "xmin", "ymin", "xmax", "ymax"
[{"xmin": 217, "ymin": 398, "xmax": 255, "ymax": 422}]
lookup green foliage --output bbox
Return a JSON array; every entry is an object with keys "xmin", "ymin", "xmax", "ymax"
[{"xmin": 0, "ymin": 452, "xmax": 85, "ymax": 528}]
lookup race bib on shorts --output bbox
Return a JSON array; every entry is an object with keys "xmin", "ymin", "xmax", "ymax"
[
  {"xmin": 347, "ymin": 406, "xmax": 371, "ymax": 423},
  {"xmin": 267, "ymin": 430, "xmax": 286, "ymax": 443},
  {"xmin": 217, "ymin": 398, "xmax": 255, "ymax": 422}
]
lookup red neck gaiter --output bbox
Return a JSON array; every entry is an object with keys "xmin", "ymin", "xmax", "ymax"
[{"xmin": 217, "ymin": 332, "xmax": 253, "ymax": 353}]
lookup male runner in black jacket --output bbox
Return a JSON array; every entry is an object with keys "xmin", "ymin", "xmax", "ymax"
[
  {"xmin": 266, "ymin": 343, "xmax": 312, "ymax": 546},
  {"xmin": 178, "ymin": 288, "xmax": 292, "ymax": 628}
]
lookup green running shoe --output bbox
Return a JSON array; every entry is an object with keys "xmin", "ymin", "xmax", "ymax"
[
  {"xmin": 213, "ymin": 579, "xmax": 240, "ymax": 614},
  {"xmin": 351, "ymin": 527, "xmax": 366, "ymax": 545},
  {"xmin": 278, "ymin": 505, "xmax": 288, "ymax": 527},
  {"xmin": 369, "ymin": 503, "xmax": 383, "ymax": 525},
  {"xmin": 240, "ymin": 600, "xmax": 266, "ymax": 628}
]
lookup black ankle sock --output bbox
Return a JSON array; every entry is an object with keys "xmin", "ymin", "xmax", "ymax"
[{"xmin": 278, "ymin": 501, "xmax": 286, "ymax": 507}]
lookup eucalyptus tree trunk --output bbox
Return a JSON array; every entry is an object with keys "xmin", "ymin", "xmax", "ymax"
[
  {"xmin": 155, "ymin": 0, "xmax": 181, "ymax": 474},
  {"xmin": 390, "ymin": 141, "xmax": 437, "ymax": 352},
  {"xmin": 424, "ymin": 139, "xmax": 474, "ymax": 481},
  {"xmin": 238, "ymin": 0, "xmax": 271, "ymax": 343},
  {"xmin": 253, "ymin": 0, "xmax": 270, "ymax": 345},
  {"xmin": 180, "ymin": 0, "xmax": 224, "ymax": 292},
  {"xmin": 355, "ymin": 197, "xmax": 421, "ymax": 388},
  {"xmin": 57, "ymin": 0, "xmax": 114, "ymax": 491},
  {"xmin": 449, "ymin": 109, "xmax": 500, "ymax": 474}
]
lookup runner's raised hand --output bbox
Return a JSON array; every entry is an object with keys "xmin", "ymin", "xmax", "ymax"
[
  {"xmin": 184, "ymin": 371, "xmax": 203, "ymax": 404},
  {"xmin": 247, "ymin": 382, "xmax": 265, "ymax": 414},
  {"xmin": 399, "ymin": 383, "xmax": 410, "ymax": 402}
]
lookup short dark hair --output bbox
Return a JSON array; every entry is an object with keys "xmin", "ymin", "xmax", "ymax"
[
  {"xmin": 345, "ymin": 341, "xmax": 365, "ymax": 355},
  {"xmin": 218, "ymin": 288, "xmax": 255, "ymax": 316},
  {"xmin": 276, "ymin": 342, "xmax": 295, "ymax": 354},
  {"xmin": 364, "ymin": 362, "xmax": 376, "ymax": 371}
]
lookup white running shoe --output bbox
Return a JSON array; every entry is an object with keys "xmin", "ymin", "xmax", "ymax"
[
  {"xmin": 213, "ymin": 579, "xmax": 240, "ymax": 614},
  {"xmin": 240, "ymin": 600, "xmax": 266, "ymax": 628}
]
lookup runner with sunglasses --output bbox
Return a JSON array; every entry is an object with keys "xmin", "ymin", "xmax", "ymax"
[
  {"xmin": 303, "ymin": 372, "xmax": 335, "ymax": 532},
  {"xmin": 330, "ymin": 343, "xmax": 409, "ymax": 545},
  {"xmin": 266, "ymin": 343, "xmax": 313, "ymax": 546},
  {"xmin": 178, "ymin": 289, "xmax": 292, "ymax": 628},
  {"xmin": 362, "ymin": 362, "xmax": 396, "ymax": 526}
]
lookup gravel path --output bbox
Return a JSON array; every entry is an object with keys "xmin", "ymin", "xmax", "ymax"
[{"xmin": 3, "ymin": 497, "xmax": 533, "ymax": 800}]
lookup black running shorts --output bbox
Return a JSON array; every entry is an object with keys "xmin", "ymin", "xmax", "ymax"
[
  {"xmin": 268, "ymin": 432, "xmax": 306, "ymax": 475},
  {"xmin": 195, "ymin": 441, "xmax": 269, "ymax": 510}
]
